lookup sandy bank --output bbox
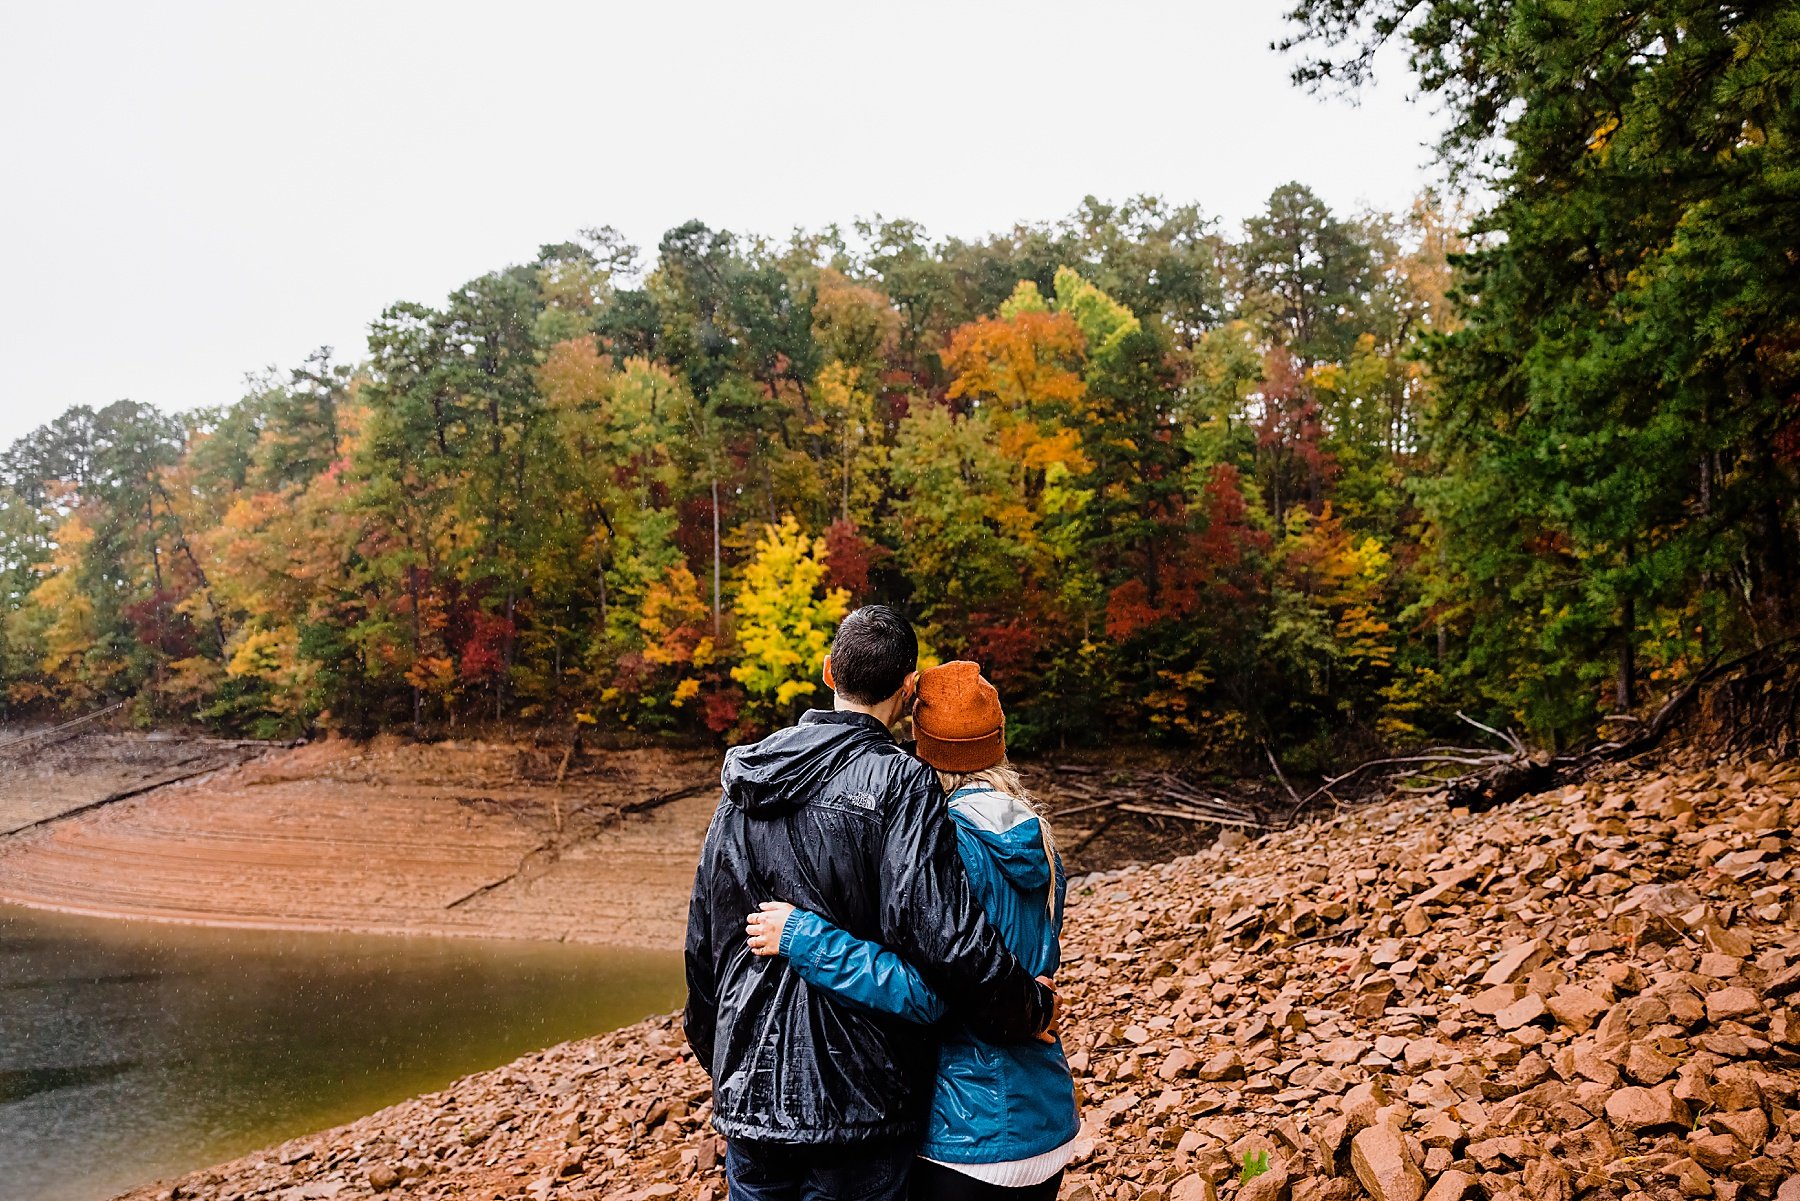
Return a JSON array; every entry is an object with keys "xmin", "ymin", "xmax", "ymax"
[
  {"xmin": 0, "ymin": 738, "xmax": 720, "ymax": 950},
  {"xmin": 112, "ymin": 755, "xmax": 1800, "ymax": 1201},
  {"xmin": 0, "ymin": 738, "xmax": 1237, "ymax": 950}
]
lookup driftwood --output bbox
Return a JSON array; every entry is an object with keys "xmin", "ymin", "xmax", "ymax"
[
  {"xmin": 3, "ymin": 763, "xmax": 219, "ymax": 837},
  {"xmin": 1288, "ymin": 639, "xmax": 1800, "ymax": 821},
  {"xmin": 1443, "ymin": 756, "xmax": 1559, "ymax": 813},
  {"xmin": 1039, "ymin": 766, "xmax": 1270, "ymax": 862},
  {"xmin": 1066, "ymin": 814, "xmax": 1119, "ymax": 856},
  {"xmin": 0, "ymin": 701, "xmax": 130, "ymax": 757},
  {"xmin": 1115, "ymin": 802, "xmax": 1264, "ymax": 829},
  {"xmin": 449, "ymin": 779, "xmax": 716, "ymax": 910},
  {"xmin": 1446, "ymin": 641, "xmax": 1800, "ymax": 810},
  {"xmin": 622, "ymin": 781, "xmax": 715, "ymax": 815}
]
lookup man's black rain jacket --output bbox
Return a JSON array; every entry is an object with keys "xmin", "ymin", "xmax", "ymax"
[{"xmin": 683, "ymin": 709, "xmax": 1055, "ymax": 1145}]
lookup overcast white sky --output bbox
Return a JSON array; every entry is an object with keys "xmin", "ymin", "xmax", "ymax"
[{"xmin": 0, "ymin": 1, "xmax": 1444, "ymax": 449}]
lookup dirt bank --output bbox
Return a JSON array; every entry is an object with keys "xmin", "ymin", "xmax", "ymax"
[
  {"xmin": 0, "ymin": 737, "xmax": 721, "ymax": 949},
  {"xmin": 115, "ymin": 755, "xmax": 1800, "ymax": 1201},
  {"xmin": 0, "ymin": 731, "xmax": 268, "ymax": 836},
  {"xmin": 0, "ymin": 738, "xmax": 1240, "ymax": 949}
]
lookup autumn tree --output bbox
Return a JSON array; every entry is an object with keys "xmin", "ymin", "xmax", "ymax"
[
  {"xmin": 729, "ymin": 516, "xmax": 849, "ymax": 725},
  {"xmin": 1284, "ymin": 0, "xmax": 1800, "ymax": 739}
]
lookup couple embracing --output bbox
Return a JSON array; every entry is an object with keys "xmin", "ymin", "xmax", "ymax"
[{"xmin": 684, "ymin": 606, "xmax": 1080, "ymax": 1200}]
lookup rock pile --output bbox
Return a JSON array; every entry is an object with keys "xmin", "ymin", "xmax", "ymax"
[{"xmin": 123, "ymin": 757, "xmax": 1800, "ymax": 1201}]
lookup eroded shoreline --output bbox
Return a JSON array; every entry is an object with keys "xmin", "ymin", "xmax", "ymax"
[{"xmin": 0, "ymin": 737, "xmax": 721, "ymax": 950}]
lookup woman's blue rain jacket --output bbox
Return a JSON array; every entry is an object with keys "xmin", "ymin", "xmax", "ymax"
[{"xmin": 778, "ymin": 785, "xmax": 1081, "ymax": 1165}]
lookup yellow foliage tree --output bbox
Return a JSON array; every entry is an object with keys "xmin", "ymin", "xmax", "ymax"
[
  {"xmin": 23, "ymin": 516, "xmax": 102, "ymax": 705},
  {"xmin": 730, "ymin": 515, "xmax": 850, "ymax": 717}
]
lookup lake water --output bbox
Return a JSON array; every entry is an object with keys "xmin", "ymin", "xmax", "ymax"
[{"xmin": 0, "ymin": 904, "xmax": 684, "ymax": 1201}]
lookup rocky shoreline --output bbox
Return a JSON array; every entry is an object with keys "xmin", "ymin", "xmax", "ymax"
[{"xmin": 121, "ymin": 755, "xmax": 1800, "ymax": 1201}]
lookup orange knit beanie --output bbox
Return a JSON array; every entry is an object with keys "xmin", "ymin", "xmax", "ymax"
[{"xmin": 913, "ymin": 661, "xmax": 1005, "ymax": 774}]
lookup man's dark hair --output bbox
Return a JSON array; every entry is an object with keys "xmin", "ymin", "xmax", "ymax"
[{"xmin": 829, "ymin": 605, "xmax": 918, "ymax": 704}]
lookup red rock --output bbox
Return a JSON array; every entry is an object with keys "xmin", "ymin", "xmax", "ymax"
[
  {"xmin": 1471, "ymin": 984, "xmax": 1527, "ymax": 1016},
  {"xmin": 1158, "ymin": 1049, "xmax": 1197, "ymax": 1081},
  {"xmin": 1197, "ymin": 1049, "xmax": 1245, "ymax": 1081},
  {"xmin": 1699, "ymin": 953, "xmax": 1744, "ymax": 978},
  {"xmin": 1422, "ymin": 1171, "xmax": 1474, "ymax": 1201},
  {"xmin": 1667, "ymin": 1156, "xmax": 1714, "ymax": 1198},
  {"xmin": 1419, "ymin": 1111, "xmax": 1465, "ymax": 1151},
  {"xmin": 1523, "ymin": 1157, "xmax": 1573, "ymax": 1201},
  {"xmin": 1238, "ymin": 1158, "xmax": 1292, "ymax": 1201},
  {"xmin": 1170, "ymin": 1176, "xmax": 1217, "ymax": 1201},
  {"xmin": 1350, "ymin": 1124, "xmax": 1425, "ymax": 1201},
  {"xmin": 1708, "ymin": 1107, "xmax": 1771, "ymax": 1149},
  {"xmin": 1606, "ymin": 1084, "xmax": 1692, "ymax": 1132},
  {"xmin": 1481, "ymin": 940, "xmax": 1546, "ymax": 987},
  {"xmin": 1709, "ymin": 1066, "xmax": 1764, "ymax": 1111},
  {"xmin": 1689, "ymin": 1130, "xmax": 1747, "ymax": 1170},
  {"xmin": 1495, "ymin": 992, "xmax": 1548, "ymax": 1030},
  {"xmin": 1624, "ymin": 1042, "xmax": 1680, "ymax": 1084},
  {"xmin": 1319, "ymin": 1038, "xmax": 1369, "ymax": 1065},
  {"xmin": 1546, "ymin": 986, "xmax": 1609, "ymax": 1032},
  {"xmin": 1341, "ymin": 1078, "xmax": 1390, "ymax": 1131},
  {"xmin": 1706, "ymin": 986, "xmax": 1761, "ymax": 1023},
  {"xmin": 1739, "ymin": 1159, "xmax": 1793, "ymax": 1192}
]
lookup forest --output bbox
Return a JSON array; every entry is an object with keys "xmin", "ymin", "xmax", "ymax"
[{"xmin": 1, "ymin": 0, "xmax": 1794, "ymax": 767}]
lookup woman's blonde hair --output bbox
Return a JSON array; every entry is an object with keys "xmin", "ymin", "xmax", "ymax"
[{"xmin": 936, "ymin": 758, "xmax": 1060, "ymax": 917}]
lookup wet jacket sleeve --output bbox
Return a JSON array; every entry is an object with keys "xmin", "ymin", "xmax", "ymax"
[
  {"xmin": 878, "ymin": 763, "xmax": 1054, "ymax": 1042},
  {"xmin": 681, "ymin": 819, "xmax": 719, "ymax": 1075},
  {"xmin": 1049, "ymin": 851, "xmax": 1067, "ymax": 975},
  {"xmin": 778, "ymin": 909, "xmax": 948, "ymax": 1025}
]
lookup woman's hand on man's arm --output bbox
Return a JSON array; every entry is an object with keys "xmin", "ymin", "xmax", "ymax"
[
  {"xmin": 745, "ymin": 902, "xmax": 795, "ymax": 957},
  {"xmin": 746, "ymin": 901, "xmax": 948, "ymax": 1024}
]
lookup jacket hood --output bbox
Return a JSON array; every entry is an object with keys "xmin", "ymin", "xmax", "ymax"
[
  {"xmin": 947, "ymin": 787, "xmax": 1051, "ymax": 892},
  {"xmin": 721, "ymin": 709, "xmax": 895, "ymax": 816}
]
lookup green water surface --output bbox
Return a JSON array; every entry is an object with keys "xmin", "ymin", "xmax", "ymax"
[{"xmin": 0, "ymin": 904, "xmax": 684, "ymax": 1201}]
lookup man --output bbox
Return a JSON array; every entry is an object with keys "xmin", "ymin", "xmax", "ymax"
[{"xmin": 684, "ymin": 605, "xmax": 1057, "ymax": 1200}]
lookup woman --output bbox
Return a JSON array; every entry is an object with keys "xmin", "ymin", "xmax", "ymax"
[{"xmin": 744, "ymin": 660, "xmax": 1079, "ymax": 1199}]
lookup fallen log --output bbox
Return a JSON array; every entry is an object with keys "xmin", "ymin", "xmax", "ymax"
[
  {"xmin": 621, "ymin": 781, "xmax": 715, "ymax": 815},
  {"xmin": 1042, "ymin": 763, "xmax": 1267, "ymax": 837},
  {"xmin": 1115, "ymin": 802, "xmax": 1264, "ymax": 830},
  {"xmin": 2, "ymin": 763, "xmax": 221, "ymax": 837},
  {"xmin": 0, "ymin": 701, "xmax": 129, "ymax": 757},
  {"xmin": 1065, "ymin": 814, "xmax": 1119, "ymax": 856},
  {"xmin": 1050, "ymin": 796, "xmax": 1126, "ymax": 819},
  {"xmin": 1285, "ymin": 643, "xmax": 1800, "ymax": 822},
  {"xmin": 1444, "ymin": 756, "xmax": 1559, "ymax": 813}
]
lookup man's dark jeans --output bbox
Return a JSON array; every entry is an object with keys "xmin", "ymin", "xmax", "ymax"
[{"xmin": 725, "ymin": 1138, "xmax": 911, "ymax": 1201}]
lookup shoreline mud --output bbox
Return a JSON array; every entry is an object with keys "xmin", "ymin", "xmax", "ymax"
[
  {"xmin": 0, "ymin": 737, "xmax": 721, "ymax": 950},
  {"xmin": 0, "ymin": 738, "xmax": 1235, "ymax": 948}
]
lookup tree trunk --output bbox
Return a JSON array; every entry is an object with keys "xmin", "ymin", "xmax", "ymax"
[
  {"xmin": 712, "ymin": 477, "xmax": 722, "ymax": 638},
  {"xmin": 151, "ymin": 481, "xmax": 226, "ymax": 655},
  {"xmin": 1617, "ymin": 592, "xmax": 1637, "ymax": 713},
  {"xmin": 408, "ymin": 565, "xmax": 424, "ymax": 735}
]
